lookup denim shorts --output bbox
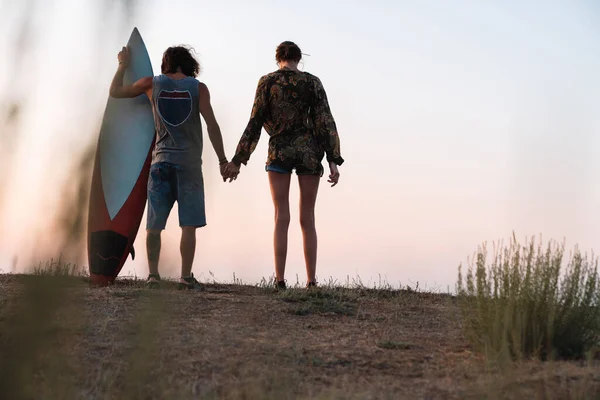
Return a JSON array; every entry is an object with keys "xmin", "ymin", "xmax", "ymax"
[
  {"xmin": 265, "ymin": 162, "xmax": 324, "ymax": 177},
  {"xmin": 146, "ymin": 162, "xmax": 206, "ymax": 230}
]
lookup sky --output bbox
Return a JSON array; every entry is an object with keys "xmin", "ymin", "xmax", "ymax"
[{"xmin": 0, "ymin": 0, "xmax": 599, "ymax": 290}]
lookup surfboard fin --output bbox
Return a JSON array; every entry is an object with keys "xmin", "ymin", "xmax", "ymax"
[{"xmin": 130, "ymin": 245, "xmax": 135, "ymax": 260}]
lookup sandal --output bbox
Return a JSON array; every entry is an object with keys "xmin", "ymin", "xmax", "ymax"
[
  {"xmin": 178, "ymin": 273, "xmax": 203, "ymax": 291},
  {"xmin": 275, "ymin": 280, "xmax": 287, "ymax": 291},
  {"xmin": 146, "ymin": 273, "xmax": 161, "ymax": 289}
]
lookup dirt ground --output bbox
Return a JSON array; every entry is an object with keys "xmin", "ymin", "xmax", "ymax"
[{"xmin": 0, "ymin": 274, "xmax": 598, "ymax": 400}]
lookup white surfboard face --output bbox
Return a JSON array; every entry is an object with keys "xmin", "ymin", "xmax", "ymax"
[{"xmin": 98, "ymin": 28, "xmax": 155, "ymax": 220}]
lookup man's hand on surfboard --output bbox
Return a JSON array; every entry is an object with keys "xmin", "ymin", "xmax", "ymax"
[
  {"xmin": 118, "ymin": 46, "xmax": 131, "ymax": 68},
  {"xmin": 109, "ymin": 46, "xmax": 152, "ymax": 99}
]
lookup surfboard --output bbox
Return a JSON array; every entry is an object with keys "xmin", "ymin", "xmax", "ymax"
[{"xmin": 87, "ymin": 27, "xmax": 155, "ymax": 286}]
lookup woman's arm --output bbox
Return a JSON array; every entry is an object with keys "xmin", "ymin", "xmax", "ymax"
[
  {"xmin": 231, "ymin": 75, "xmax": 270, "ymax": 167},
  {"xmin": 312, "ymin": 77, "xmax": 344, "ymax": 166}
]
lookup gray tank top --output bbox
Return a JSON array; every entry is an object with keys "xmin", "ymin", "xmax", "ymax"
[{"xmin": 150, "ymin": 75, "xmax": 203, "ymax": 167}]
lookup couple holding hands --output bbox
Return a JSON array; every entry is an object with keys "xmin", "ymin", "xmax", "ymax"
[{"xmin": 109, "ymin": 40, "xmax": 344, "ymax": 291}]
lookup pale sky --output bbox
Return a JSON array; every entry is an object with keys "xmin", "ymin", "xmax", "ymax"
[{"xmin": 0, "ymin": 0, "xmax": 599, "ymax": 290}]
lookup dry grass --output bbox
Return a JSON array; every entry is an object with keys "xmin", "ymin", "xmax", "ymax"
[
  {"xmin": 1, "ymin": 273, "xmax": 599, "ymax": 400},
  {"xmin": 457, "ymin": 234, "xmax": 600, "ymax": 364}
]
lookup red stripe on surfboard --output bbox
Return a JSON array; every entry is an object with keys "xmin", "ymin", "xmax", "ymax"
[{"xmin": 87, "ymin": 137, "xmax": 155, "ymax": 283}]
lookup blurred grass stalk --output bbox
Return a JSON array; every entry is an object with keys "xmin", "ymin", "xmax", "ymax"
[
  {"xmin": 1, "ymin": 0, "xmax": 139, "ymax": 268},
  {"xmin": 0, "ymin": 1, "xmax": 165, "ymax": 399},
  {"xmin": 51, "ymin": 0, "xmax": 139, "ymax": 266},
  {"xmin": 0, "ymin": 0, "xmax": 35, "ymax": 217},
  {"xmin": 0, "ymin": 274, "xmax": 80, "ymax": 399},
  {"xmin": 457, "ymin": 232, "xmax": 600, "ymax": 365}
]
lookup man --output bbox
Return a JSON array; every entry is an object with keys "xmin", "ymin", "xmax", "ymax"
[{"xmin": 109, "ymin": 44, "xmax": 231, "ymax": 289}]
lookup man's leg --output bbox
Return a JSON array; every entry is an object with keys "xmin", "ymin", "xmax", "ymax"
[
  {"xmin": 175, "ymin": 165, "xmax": 206, "ymax": 289},
  {"xmin": 146, "ymin": 230, "xmax": 162, "ymax": 281},
  {"xmin": 180, "ymin": 226, "xmax": 197, "ymax": 278},
  {"xmin": 146, "ymin": 163, "xmax": 175, "ymax": 284}
]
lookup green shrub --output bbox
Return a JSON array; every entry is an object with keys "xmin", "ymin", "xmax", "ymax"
[{"xmin": 457, "ymin": 234, "xmax": 600, "ymax": 362}]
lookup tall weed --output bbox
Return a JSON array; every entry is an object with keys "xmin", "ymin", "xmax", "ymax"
[{"xmin": 457, "ymin": 233, "xmax": 600, "ymax": 363}]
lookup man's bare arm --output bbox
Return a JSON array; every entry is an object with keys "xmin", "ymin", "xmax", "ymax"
[
  {"xmin": 109, "ymin": 46, "xmax": 152, "ymax": 99},
  {"xmin": 109, "ymin": 70, "xmax": 152, "ymax": 98},
  {"xmin": 198, "ymin": 82, "xmax": 227, "ymax": 164}
]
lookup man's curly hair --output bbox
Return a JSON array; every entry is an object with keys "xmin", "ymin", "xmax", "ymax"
[{"xmin": 161, "ymin": 45, "xmax": 200, "ymax": 77}]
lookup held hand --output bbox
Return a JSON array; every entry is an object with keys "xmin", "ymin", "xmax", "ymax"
[
  {"xmin": 219, "ymin": 163, "xmax": 229, "ymax": 182},
  {"xmin": 224, "ymin": 162, "xmax": 240, "ymax": 183},
  {"xmin": 118, "ymin": 46, "xmax": 131, "ymax": 68},
  {"xmin": 328, "ymin": 161, "xmax": 340, "ymax": 187}
]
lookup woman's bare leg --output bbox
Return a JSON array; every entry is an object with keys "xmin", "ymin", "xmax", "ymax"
[
  {"xmin": 268, "ymin": 171, "xmax": 292, "ymax": 283},
  {"xmin": 298, "ymin": 174, "xmax": 320, "ymax": 285}
]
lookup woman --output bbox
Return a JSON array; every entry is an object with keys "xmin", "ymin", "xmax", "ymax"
[{"xmin": 226, "ymin": 41, "xmax": 344, "ymax": 290}]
